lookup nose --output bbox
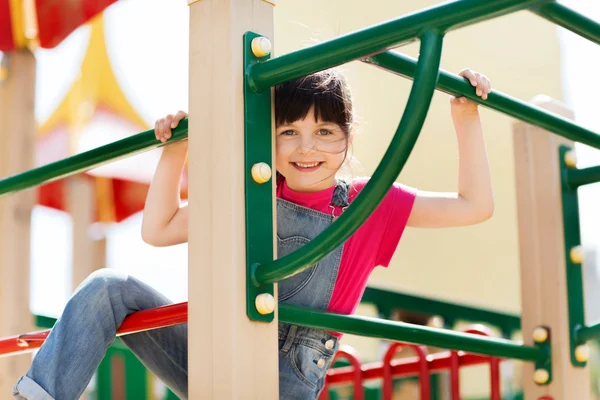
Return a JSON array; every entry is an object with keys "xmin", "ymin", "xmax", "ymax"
[{"xmin": 297, "ymin": 135, "xmax": 317, "ymax": 155}]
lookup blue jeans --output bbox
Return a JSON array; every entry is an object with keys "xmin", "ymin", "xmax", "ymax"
[
  {"xmin": 12, "ymin": 269, "xmax": 339, "ymax": 400},
  {"xmin": 278, "ymin": 324, "xmax": 339, "ymax": 400},
  {"xmin": 13, "ymin": 269, "xmax": 188, "ymax": 400}
]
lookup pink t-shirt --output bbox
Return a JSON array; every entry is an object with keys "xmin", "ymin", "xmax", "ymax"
[{"xmin": 276, "ymin": 177, "xmax": 416, "ymax": 323}]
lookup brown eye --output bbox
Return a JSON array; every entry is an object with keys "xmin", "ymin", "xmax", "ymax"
[{"xmin": 317, "ymin": 129, "xmax": 333, "ymax": 136}]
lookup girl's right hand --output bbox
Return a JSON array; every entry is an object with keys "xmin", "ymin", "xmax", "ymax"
[{"xmin": 154, "ymin": 110, "xmax": 188, "ymax": 143}]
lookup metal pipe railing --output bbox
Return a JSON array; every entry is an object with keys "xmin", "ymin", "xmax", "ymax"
[
  {"xmin": 252, "ymin": 31, "xmax": 443, "ymax": 285},
  {"xmin": 3, "ymin": 301, "xmax": 534, "ymax": 368},
  {"xmin": 576, "ymin": 323, "xmax": 600, "ymax": 344},
  {"xmin": 365, "ymin": 51, "xmax": 600, "ymax": 151},
  {"xmin": 566, "ymin": 165, "xmax": 600, "ymax": 189},
  {"xmin": 533, "ymin": 2, "xmax": 600, "ymax": 46},
  {"xmin": 325, "ymin": 350, "xmax": 491, "ymax": 384},
  {"xmin": 279, "ymin": 304, "xmax": 548, "ymax": 363},
  {"xmin": 0, "ymin": 120, "xmax": 189, "ymax": 197},
  {"xmin": 361, "ymin": 286, "xmax": 521, "ymax": 335},
  {"xmin": 0, "ymin": 302, "xmax": 187, "ymax": 358},
  {"xmin": 247, "ymin": 0, "xmax": 547, "ymax": 91}
]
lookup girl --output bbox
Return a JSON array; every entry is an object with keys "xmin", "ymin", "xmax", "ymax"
[{"xmin": 13, "ymin": 67, "xmax": 493, "ymax": 400}]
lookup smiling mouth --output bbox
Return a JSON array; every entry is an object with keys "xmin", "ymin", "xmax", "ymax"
[{"xmin": 291, "ymin": 161, "xmax": 324, "ymax": 171}]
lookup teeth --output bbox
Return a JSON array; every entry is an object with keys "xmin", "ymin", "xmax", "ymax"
[{"xmin": 295, "ymin": 162, "xmax": 320, "ymax": 168}]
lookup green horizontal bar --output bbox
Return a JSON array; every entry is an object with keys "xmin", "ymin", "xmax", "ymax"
[
  {"xmin": 0, "ymin": 120, "xmax": 188, "ymax": 197},
  {"xmin": 279, "ymin": 304, "xmax": 547, "ymax": 363},
  {"xmin": 533, "ymin": 2, "xmax": 600, "ymax": 46},
  {"xmin": 34, "ymin": 315, "xmax": 56, "ymax": 329},
  {"xmin": 365, "ymin": 51, "xmax": 600, "ymax": 151},
  {"xmin": 253, "ymin": 31, "xmax": 443, "ymax": 285},
  {"xmin": 566, "ymin": 165, "xmax": 600, "ymax": 189},
  {"xmin": 362, "ymin": 286, "xmax": 520, "ymax": 334},
  {"xmin": 576, "ymin": 323, "xmax": 600, "ymax": 344},
  {"xmin": 247, "ymin": 0, "xmax": 546, "ymax": 91}
]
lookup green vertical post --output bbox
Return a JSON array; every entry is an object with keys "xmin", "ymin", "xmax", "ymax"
[
  {"xmin": 123, "ymin": 348, "xmax": 149, "ymax": 399},
  {"xmin": 244, "ymin": 31, "xmax": 275, "ymax": 322},
  {"xmin": 559, "ymin": 145, "xmax": 587, "ymax": 367},
  {"xmin": 96, "ymin": 348, "xmax": 115, "ymax": 400}
]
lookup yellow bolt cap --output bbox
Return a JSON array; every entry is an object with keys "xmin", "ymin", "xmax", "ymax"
[
  {"xmin": 532, "ymin": 327, "xmax": 549, "ymax": 343},
  {"xmin": 251, "ymin": 37, "xmax": 272, "ymax": 58},
  {"xmin": 533, "ymin": 369, "xmax": 549, "ymax": 385},
  {"xmin": 575, "ymin": 344, "xmax": 590, "ymax": 363},
  {"xmin": 564, "ymin": 151, "xmax": 577, "ymax": 168},
  {"xmin": 570, "ymin": 246, "xmax": 584, "ymax": 264},
  {"xmin": 255, "ymin": 293, "xmax": 275, "ymax": 315},
  {"xmin": 251, "ymin": 162, "xmax": 272, "ymax": 184}
]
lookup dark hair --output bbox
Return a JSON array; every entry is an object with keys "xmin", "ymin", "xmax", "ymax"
[{"xmin": 274, "ymin": 69, "xmax": 354, "ymax": 136}]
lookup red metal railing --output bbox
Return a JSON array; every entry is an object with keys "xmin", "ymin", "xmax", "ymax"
[
  {"xmin": 319, "ymin": 346, "xmax": 364, "ymax": 400},
  {"xmin": 321, "ymin": 327, "xmax": 504, "ymax": 399},
  {"xmin": 0, "ymin": 302, "xmax": 187, "ymax": 358},
  {"xmin": 383, "ymin": 343, "xmax": 430, "ymax": 399}
]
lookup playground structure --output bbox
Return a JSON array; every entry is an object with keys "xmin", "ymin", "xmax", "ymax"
[{"xmin": 0, "ymin": 0, "xmax": 600, "ymax": 398}]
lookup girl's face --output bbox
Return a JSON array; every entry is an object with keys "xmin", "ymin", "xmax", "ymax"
[{"xmin": 276, "ymin": 107, "xmax": 352, "ymax": 192}]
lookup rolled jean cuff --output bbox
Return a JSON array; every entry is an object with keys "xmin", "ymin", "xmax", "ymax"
[{"xmin": 12, "ymin": 376, "xmax": 54, "ymax": 400}]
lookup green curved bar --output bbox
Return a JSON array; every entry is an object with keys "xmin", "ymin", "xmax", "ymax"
[
  {"xmin": 0, "ymin": 120, "xmax": 189, "ymax": 197},
  {"xmin": 366, "ymin": 51, "xmax": 600, "ymax": 151},
  {"xmin": 252, "ymin": 31, "xmax": 443, "ymax": 286},
  {"xmin": 279, "ymin": 304, "xmax": 547, "ymax": 363},
  {"xmin": 533, "ymin": 2, "xmax": 600, "ymax": 46},
  {"xmin": 247, "ymin": 0, "xmax": 545, "ymax": 91}
]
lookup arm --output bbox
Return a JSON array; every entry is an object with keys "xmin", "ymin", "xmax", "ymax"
[
  {"xmin": 141, "ymin": 111, "xmax": 189, "ymax": 246},
  {"xmin": 407, "ymin": 69, "xmax": 494, "ymax": 228}
]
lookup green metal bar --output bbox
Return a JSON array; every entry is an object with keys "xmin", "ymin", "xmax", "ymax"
[
  {"xmin": 0, "ymin": 120, "xmax": 189, "ymax": 197},
  {"xmin": 124, "ymin": 349, "xmax": 149, "ymax": 399},
  {"xmin": 577, "ymin": 323, "xmax": 600, "ymax": 343},
  {"xmin": 559, "ymin": 146, "xmax": 587, "ymax": 367},
  {"xmin": 365, "ymin": 51, "xmax": 600, "ymax": 151},
  {"xmin": 34, "ymin": 315, "xmax": 56, "ymax": 329},
  {"xmin": 361, "ymin": 286, "xmax": 521, "ymax": 335},
  {"xmin": 278, "ymin": 304, "xmax": 548, "ymax": 363},
  {"xmin": 566, "ymin": 165, "xmax": 600, "ymax": 189},
  {"xmin": 244, "ymin": 32, "xmax": 275, "ymax": 322},
  {"xmin": 253, "ymin": 31, "xmax": 443, "ymax": 285},
  {"xmin": 533, "ymin": 2, "xmax": 600, "ymax": 46},
  {"xmin": 97, "ymin": 348, "xmax": 114, "ymax": 400},
  {"xmin": 247, "ymin": 0, "xmax": 547, "ymax": 91}
]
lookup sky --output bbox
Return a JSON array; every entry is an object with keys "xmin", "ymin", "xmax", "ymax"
[{"xmin": 17, "ymin": 0, "xmax": 600, "ymax": 324}]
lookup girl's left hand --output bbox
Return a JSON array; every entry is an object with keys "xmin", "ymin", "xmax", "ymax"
[{"xmin": 450, "ymin": 69, "xmax": 491, "ymax": 114}]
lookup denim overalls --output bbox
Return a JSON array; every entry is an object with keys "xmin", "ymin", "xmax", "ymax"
[
  {"xmin": 277, "ymin": 180, "xmax": 349, "ymax": 399},
  {"xmin": 13, "ymin": 181, "xmax": 350, "ymax": 400}
]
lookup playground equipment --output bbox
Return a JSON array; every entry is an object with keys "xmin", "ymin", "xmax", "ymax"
[{"xmin": 0, "ymin": 0, "xmax": 600, "ymax": 398}]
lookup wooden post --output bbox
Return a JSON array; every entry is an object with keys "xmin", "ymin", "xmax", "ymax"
[
  {"xmin": 187, "ymin": 0, "xmax": 278, "ymax": 398},
  {"xmin": 67, "ymin": 176, "xmax": 106, "ymax": 291},
  {"xmin": 0, "ymin": 50, "xmax": 36, "ymax": 394},
  {"xmin": 513, "ymin": 96, "xmax": 590, "ymax": 398}
]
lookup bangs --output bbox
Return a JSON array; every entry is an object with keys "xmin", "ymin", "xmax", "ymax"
[{"xmin": 275, "ymin": 70, "xmax": 353, "ymax": 132}]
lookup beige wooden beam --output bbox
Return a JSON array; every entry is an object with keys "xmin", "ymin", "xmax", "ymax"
[
  {"xmin": 67, "ymin": 176, "xmax": 106, "ymax": 291},
  {"xmin": 0, "ymin": 50, "xmax": 36, "ymax": 395},
  {"xmin": 187, "ymin": 0, "xmax": 277, "ymax": 398},
  {"xmin": 513, "ymin": 96, "xmax": 590, "ymax": 399}
]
